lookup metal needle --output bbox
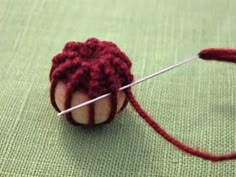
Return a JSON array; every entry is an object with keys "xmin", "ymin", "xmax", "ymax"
[{"xmin": 57, "ymin": 55, "xmax": 198, "ymax": 116}]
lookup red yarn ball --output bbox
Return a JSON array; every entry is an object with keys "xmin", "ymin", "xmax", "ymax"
[
  {"xmin": 50, "ymin": 39, "xmax": 236, "ymax": 161},
  {"xmin": 50, "ymin": 38, "xmax": 133, "ymax": 126}
]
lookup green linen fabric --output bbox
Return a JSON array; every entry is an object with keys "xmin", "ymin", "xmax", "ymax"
[{"xmin": 0, "ymin": 0, "xmax": 236, "ymax": 176}]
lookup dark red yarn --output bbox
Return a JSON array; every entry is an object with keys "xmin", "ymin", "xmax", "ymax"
[
  {"xmin": 126, "ymin": 89, "xmax": 236, "ymax": 162},
  {"xmin": 50, "ymin": 38, "xmax": 133, "ymax": 126},
  {"xmin": 199, "ymin": 48, "xmax": 236, "ymax": 63},
  {"xmin": 50, "ymin": 38, "xmax": 236, "ymax": 161}
]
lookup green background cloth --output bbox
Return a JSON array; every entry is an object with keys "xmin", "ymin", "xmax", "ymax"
[{"xmin": 0, "ymin": 0, "xmax": 236, "ymax": 176}]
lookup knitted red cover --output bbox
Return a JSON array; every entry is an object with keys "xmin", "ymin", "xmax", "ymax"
[{"xmin": 50, "ymin": 38, "xmax": 133, "ymax": 125}]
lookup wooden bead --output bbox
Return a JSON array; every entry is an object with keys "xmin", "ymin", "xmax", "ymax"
[{"xmin": 55, "ymin": 82, "xmax": 126, "ymax": 124}]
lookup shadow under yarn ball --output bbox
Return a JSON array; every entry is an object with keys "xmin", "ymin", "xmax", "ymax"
[{"xmin": 49, "ymin": 38, "xmax": 133, "ymax": 126}]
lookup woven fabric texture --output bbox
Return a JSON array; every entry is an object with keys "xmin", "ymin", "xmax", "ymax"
[{"xmin": 0, "ymin": 0, "xmax": 236, "ymax": 176}]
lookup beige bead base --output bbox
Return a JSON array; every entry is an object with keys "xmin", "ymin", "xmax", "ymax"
[{"xmin": 55, "ymin": 82, "xmax": 126, "ymax": 124}]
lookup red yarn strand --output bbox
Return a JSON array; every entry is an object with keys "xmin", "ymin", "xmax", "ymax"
[
  {"xmin": 64, "ymin": 85, "xmax": 80, "ymax": 126},
  {"xmin": 50, "ymin": 79, "xmax": 60, "ymax": 112},
  {"xmin": 88, "ymin": 102, "xmax": 95, "ymax": 126},
  {"xmin": 106, "ymin": 92, "xmax": 118, "ymax": 123},
  {"xmin": 118, "ymin": 97, "xmax": 129, "ymax": 113},
  {"xmin": 199, "ymin": 48, "xmax": 236, "ymax": 63},
  {"xmin": 126, "ymin": 89, "xmax": 236, "ymax": 162}
]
